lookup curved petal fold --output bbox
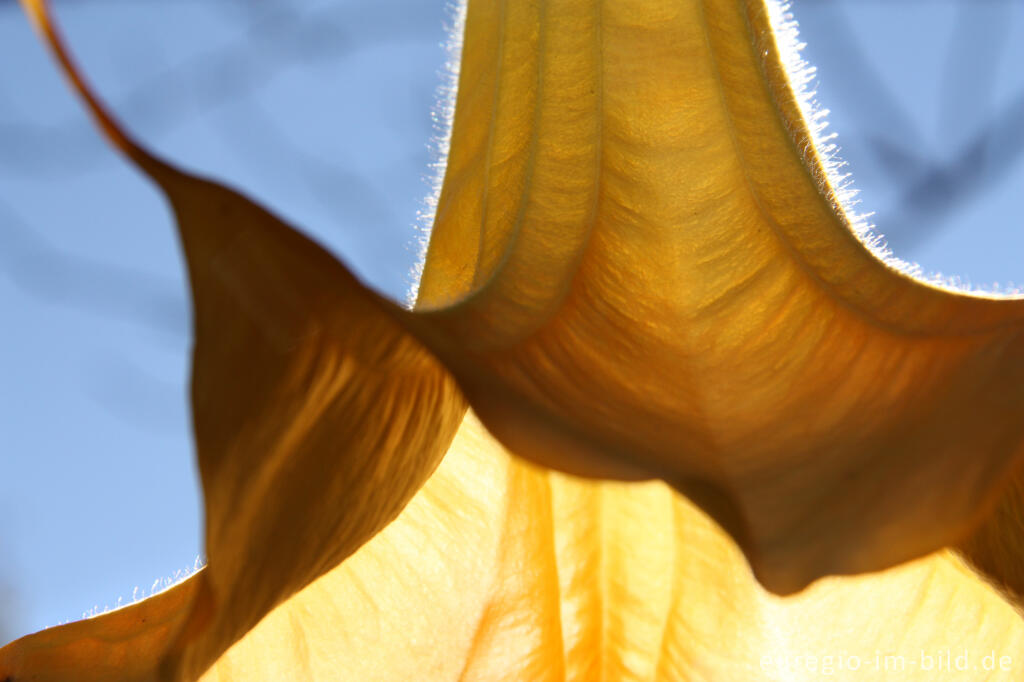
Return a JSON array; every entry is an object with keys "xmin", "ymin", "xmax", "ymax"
[
  {"xmin": 7, "ymin": 417, "xmax": 1024, "ymax": 680},
  {"xmin": 195, "ymin": 416, "xmax": 1024, "ymax": 681},
  {"xmin": 13, "ymin": 2, "xmax": 465, "ymax": 679},
  {"xmin": 9, "ymin": 0, "xmax": 1024, "ymax": 679},
  {"xmin": 409, "ymin": 0, "xmax": 1024, "ymax": 593},
  {"xmin": 158, "ymin": 169, "xmax": 465, "ymax": 681}
]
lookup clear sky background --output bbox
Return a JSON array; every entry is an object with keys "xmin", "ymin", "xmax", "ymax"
[{"xmin": 1, "ymin": 0, "xmax": 1022, "ymax": 644}]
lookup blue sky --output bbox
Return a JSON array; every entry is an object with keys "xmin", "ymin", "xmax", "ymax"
[{"xmin": 1, "ymin": 0, "xmax": 1022, "ymax": 643}]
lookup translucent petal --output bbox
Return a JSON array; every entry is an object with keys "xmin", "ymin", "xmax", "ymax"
[
  {"xmin": 8, "ymin": 0, "xmax": 1024, "ymax": 679},
  {"xmin": 192, "ymin": 416, "xmax": 1024, "ymax": 681},
  {"xmin": 0, "ymin": 578, "xmax": 196, "ymax": 681},
  {"xmin": 13, "ymin": 3, "xmax": 465, "ymax": 679},
  {"xmin": 405, "ymin": 0, "xmax": 1024, "ymax": 593},
  {"xmin": 5, "ymin": 416, "xmax": 1024, "ymax": 681}
]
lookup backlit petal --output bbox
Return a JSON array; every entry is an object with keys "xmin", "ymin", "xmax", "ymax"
[
  {"xmin": 194, "ymin": 415, "xmax": 1024, "ymax": 681},
  {"xmin": 7, "ymin": 0, "xmax": 1024, "ymax": 680},
  {"xmin": 406, "ymin": 0, "xmax": 1024, "ymax": 593},
  {"xmin": 12, "ymin": 3, "xmax": 465, "ymax": 680},
  {"xmin": 7, "ymin": 417, "xmax": 1024, "ymax": 680}
]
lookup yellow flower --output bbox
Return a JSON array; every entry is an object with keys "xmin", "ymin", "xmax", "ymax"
[{"xmin": 4, "ymin": 0, "xmax": 1024, "ymax": 680}]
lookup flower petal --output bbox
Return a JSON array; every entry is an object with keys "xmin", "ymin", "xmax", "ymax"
[
  {"xmin": 5, "ymin": 417, "xmax": 1023, "ymax": 681},
  {"xmin": 193, "ymin": 416, "xmax": 1024, "ymax": 680},
  {"xmin": 958, "ymin": 473, "xmax": 1024, "ymax": 610},
  {"xmin": 13, "ymin": 3, "xmax": 1024, "ymax": 681},
  {"xmin": 13, "ymin": 2, "xmax": 465, "ymax": 679},
  {"xmin": 0, "ymin": 577, "xmax": 197, "ymax": 681},
  {"xmin": 158, "ymin": 171, "xmax": 465, "ymax": 681},
  {"xmin": 406, "ymin": 0, "xmax": 1024, "ymax": 593}
]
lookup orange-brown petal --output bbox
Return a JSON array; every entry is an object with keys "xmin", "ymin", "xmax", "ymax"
[{"xmin": 13, "ymin": 2, "xmax": 466, "ymax": 680}]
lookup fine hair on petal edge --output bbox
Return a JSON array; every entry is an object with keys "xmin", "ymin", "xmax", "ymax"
[{"xmin": 407, "ymin": 0, "xmax": 467, "ymax": 308}]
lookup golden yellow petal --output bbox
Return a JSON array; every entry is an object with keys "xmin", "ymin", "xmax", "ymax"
[
  {"xmin": 0, "ymin": 577, "xmax": 197, "ymax": 682},
  {"xmin": 187, "ymin": 415, "xmax": 1024, "ymax": 681},
  {"xmin": 4, "ymin": 417, "xmax": 1022, "ymax": 682},
  {"xmin": 7, "ymin": 418, "xmax": 1023, "ymax": 680},
  {"xmin": 16, "ymin": 2, "xmax": 465, "ymax": 679},
  {"xmin": 13, "ymin": 0, "xmax": 1024, "ymax": 679},
  {"xmin": 198, "ymin": 413, "xmax": 565, "ymax": 682},
  {"xmin": 159, "ymin": 171, "xmax": 464, "ymax": 681},
  {"xmin": 408, "ymin": 0, "xmax": 1024, "ymax": 593}
]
